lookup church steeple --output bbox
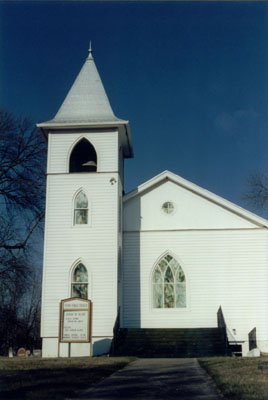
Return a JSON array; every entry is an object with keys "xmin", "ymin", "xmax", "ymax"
[
  {"xmin": 39, "ymin": 45, "xmax": 132, "ymax": 358},
  {"xmin": 51, "ymin": 47, "xmax": 120, "ymax": 124},
  {"xmin": 37, "ymin": 45, "xmax": 133, "ymax": 158}
]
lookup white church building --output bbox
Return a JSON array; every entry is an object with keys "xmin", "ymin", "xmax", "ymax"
[{"xmin": 38, "ymin": 47, "xmax": 268, "ymax": 358}]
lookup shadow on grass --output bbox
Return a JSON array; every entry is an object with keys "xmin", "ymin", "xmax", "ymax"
[{"xmin": 0, "ymin": 363, "xmax": 128, "ymax": 400}]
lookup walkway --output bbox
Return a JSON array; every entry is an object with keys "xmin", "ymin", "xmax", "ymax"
[{"xmin": 71, "ymin": 358, "xmax": 223, "ymax": 400}]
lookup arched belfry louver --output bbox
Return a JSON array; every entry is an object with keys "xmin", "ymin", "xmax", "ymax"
[
  {"xmin": 69, "ymin": 138, "xmax": 97, "ymax": 173},
  {"xmin": 152, "ymin": 254, "xmax": 186, "ymax": 308}
]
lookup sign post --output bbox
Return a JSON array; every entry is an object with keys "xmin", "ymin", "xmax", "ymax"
[{"xmin": 59, "ymin": 298, "xmax": 92, "ymax": 357}]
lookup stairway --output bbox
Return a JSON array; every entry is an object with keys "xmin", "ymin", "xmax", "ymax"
[{"xmin": 112, "ymin": 328, "xmax": 230, "ymax": 357}]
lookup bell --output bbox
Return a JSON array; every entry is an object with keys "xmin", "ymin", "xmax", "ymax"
[{"xmin": 82, "ymin": 160, "xmax": 97, "ymax": 167}]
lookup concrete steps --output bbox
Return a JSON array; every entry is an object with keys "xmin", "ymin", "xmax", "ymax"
[{"xmin": 112, "ymin": 328, "xmax": 230, "ymax": 357}]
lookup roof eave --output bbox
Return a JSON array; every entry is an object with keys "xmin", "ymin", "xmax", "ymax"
[{"xmin": 37, "ymin": 119, "xmax": 128, "ymax": 129}]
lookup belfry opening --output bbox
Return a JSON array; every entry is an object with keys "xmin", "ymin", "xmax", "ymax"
[{"xmin": 69, "ymin": 138, "xmax": 97, "ymax": 173}]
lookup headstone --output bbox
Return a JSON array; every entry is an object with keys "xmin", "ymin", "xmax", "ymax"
[
  {"xmin": 8, "ymin": 347, "xmax": 13, "ymax": 358},
  {"xmin": 17, "ymin": 347, "xmax": 26, "ymax": 357},
  {"xmin": 33, "ymin": 349, "xmax": 42, "ymax": 357},
  {"xmin": 26, "ymin": 350, "xmax": 31, "ymax": 357}
]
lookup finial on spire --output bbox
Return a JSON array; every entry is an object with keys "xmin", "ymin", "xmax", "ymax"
[{"xmin": 87, "ymin": 41, "xmax": 93, "ymax": 59}]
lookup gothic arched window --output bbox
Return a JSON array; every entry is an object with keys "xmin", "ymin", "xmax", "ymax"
[
  {"xmin": 71, "ymin": 263, "xmax": 88, "ymax": 299},
  {"xmin": 74, "ymin": 191, "xmax": 88, "ymax": 225},
  {"xmin": 152, "ymin": 254, "xmax": 186, "ymax": 308},
  {"xmin": 69, "ymin": 138, "xmax": 97, "ymax": 173}
]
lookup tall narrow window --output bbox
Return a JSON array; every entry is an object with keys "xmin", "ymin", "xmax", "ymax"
[
  {"xmin": 69, "ymin": 138, "xmax": 97, "ymax": 173},
  {"xmin": 152, "ymin": 254, "xmax": 186, "ymax": 308},
  {"xmin": 74, "ymin": 191, "xmax": 88, "ymax": 225},
  {"xmin": 71, "ymin": 263, "xmax": 88, "ymax": 299}
]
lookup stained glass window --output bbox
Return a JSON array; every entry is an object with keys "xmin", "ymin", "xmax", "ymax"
[
  {"xmin": 71, "ymin": 263, "xmax": 88, "ymax": 299},
  {"xmin": 152, "ymin": 255, "xmax": 186, "ymax": 308},
  {"xmin": 74, "ymin": 191, "xmax": 88, "ymax": 225}
]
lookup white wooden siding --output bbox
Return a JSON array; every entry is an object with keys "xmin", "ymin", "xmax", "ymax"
[
  {"xmin": 41, "ymin": 172, "xmax": 119, "ymax": 338},
  {"xmin": 124, "ymin": 180, "xmax": 258, "ymax": 231},
  {"xmin": 122, "ymin": 229, "xmax": 268, "ymax": 344}
]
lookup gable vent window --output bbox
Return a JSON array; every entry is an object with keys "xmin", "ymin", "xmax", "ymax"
[
  {"xmin": 71, "ymin": 263, "xmax": 88, "ymax": 299},
  {"xmin": 74, "ymin": 191, "xmax": 88, "ymax": 225},
  {"xmin": 162, "ymin": 201, "xmax": 175, "ymax": 214}
]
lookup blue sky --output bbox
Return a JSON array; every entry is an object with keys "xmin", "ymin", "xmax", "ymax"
[{"xmin": 1, "ymin": 1, "xmax": 268, "ymax": 218}]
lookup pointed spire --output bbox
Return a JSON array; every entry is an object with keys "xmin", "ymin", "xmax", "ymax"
[
  {"xmin": 87, "ymin": 41, "xmax": 93, "ymax": 60},
  {"xmin": 50, "ymin": 44, "xmax": 120, "ymax": 123},
  {"xmin": 37, "ymin": 45, "xmax": 133, "ymax": 158}
]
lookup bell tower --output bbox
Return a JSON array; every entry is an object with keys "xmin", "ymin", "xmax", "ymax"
[{"xmin": 38, "ymin": 45, "xmax": 133, "ymax": 357}]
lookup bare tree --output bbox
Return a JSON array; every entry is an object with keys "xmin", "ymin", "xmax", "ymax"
[
  {"xmin": 0, "ymin": 109, "xmax": 46, "ymax": 354},
  {"xmin": 244, "ymin": 173, "xmax": 268, "ymax": 211},
  {"xmin": 0, "ymin": 109, "xmax": 46, "ymax": 250}
]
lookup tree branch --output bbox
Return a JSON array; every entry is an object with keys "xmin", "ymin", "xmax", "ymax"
[{"xmin": 0, "ymin": 212, "xmax": 45, "ymax": 250}]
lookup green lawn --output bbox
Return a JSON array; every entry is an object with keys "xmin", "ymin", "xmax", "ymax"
[
  {"xmin": 0, "ymin": 356, "xmax": 133, "ymax": 400},
  {"xmin": 199, "ymin": 357, "xmax": 268, "ymax": 400}
]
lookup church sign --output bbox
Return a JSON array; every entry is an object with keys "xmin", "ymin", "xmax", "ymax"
[{"xmin": 59, "ymin": 298, "xmax": 92, "ymax": 343}]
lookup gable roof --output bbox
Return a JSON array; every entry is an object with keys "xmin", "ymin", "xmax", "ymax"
[{"xmin": 123, "ymin": 170, "xmax": 268, "ymax": 228}]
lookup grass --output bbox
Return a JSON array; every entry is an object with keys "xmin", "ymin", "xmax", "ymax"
[
  {"xmin": 0, "ymin": 356, "xmax": 134, "ymax": 400},
  {"xmin": 199, "ymin": 356, "xmax": 268, "ymax": 400},
  {"xmin": 3, "ymin": 355, "xmax": 268, "ymax": 400}
]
